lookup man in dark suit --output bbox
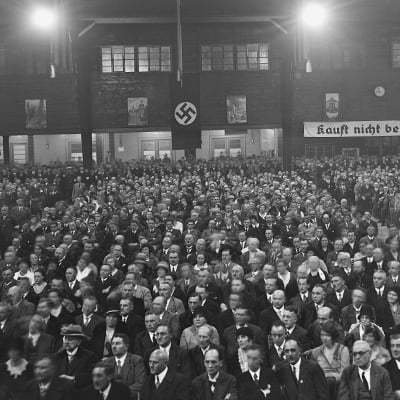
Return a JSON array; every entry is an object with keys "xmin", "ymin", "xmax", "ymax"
[
  {"xmin": 144, "ymin": 324, "xmax": 191, "ymax": 379},
  {"xmin": 21, "ymin": 354, "xmax": 74, "ymax": 400},
  {"xmin": 191, "ymin": 347, "xmax": 238, "ymax": 400},
  {"xmin": 276, "ymin": 339, "xmax": 329, "ymax": 400},
  {"xmin": 119, "ymin": 298, "xmax": 146, "ymax": 352},
  {"xmin": 340, "ymin": 288, "xmax": 371, "ymax": 332},
  {"xmin": 36, "ymin": 298, "xmax": 62, "ymax": 339},
  {"xmin": 267, "ymin": 322, "xmax": 286, "ymax": 368},
  {"xmin": 75, "ymin": 296, "xmax": 106, "ymax": 358},
  {"xmin": 282, "ymin": 306, "xmax": 310, "ymax": 351},
  {"xmin": 238, "ymin": 344, "xmax": 282, "ymax": 400},
  {"xmin": 179, "ymin": 293, "xmax": 201, "ymax": 331},
  {"xmin": 301, "ymin": 285, "xmax": 339, "ymax": 328},
  {"xmin": 143, "ymin": 348, "xmax": 190, "ymax": 400},
  {"xmin": 0, "ymin": 301, "xmax": 18, "ymax": 361},
  {"xmin": 222, "ymin": 307, "xmax": 265, "ymax": 357},
  {"xmin": 288, "ymin": 278, "xmax": 312, "ymax": 318},
  {"xmin": 152, "ymin": 296, "xmax": 180, "ymax": 340},
  {"xmin": 103, "ymin": 333, "xmax": 145, "ymax": 399},
  {"xmin": 326, "ymin": 272, "xmax": 352, "ymax": 310},
  {"xmin": 134, "ymin": 311, "xmax": 159, "ymax": 357},
  {"xmin": 96, "ymin": 264, "xmax": 118, "ymax": 310},
  {"xmin": 23, "ymin": 314, "xmax": 55, "ymax": 363},
  {"xmin": 321, "ymin": 213, "xmax": 338, "ymax": 243},
  {"xmin": 54, "ymin": 324, "xmax": 99, "ymax": 388},
  {"xmin": 259, "ymin": 289, "xmax": 286, "ymax": 334},
  {"xmin": 384, "ymin": 327, "xmax": 400, "ymax": 396},
  {"xmin": 339, "ymin": 340, "xmax": 393, "ymax": 400},
  {"xmin": 189, "ymin": 325, "xmax": 224, "ymax": 378},
  {"xmin": 7, "ymin": 285, "xmax": 35, "ymax": 320},
  {"xmin": 78, "ymin": 361, "xmax": 131, "ymax": 400}
]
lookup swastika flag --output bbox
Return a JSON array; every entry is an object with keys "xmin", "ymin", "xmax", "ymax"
[{"xmin": 170, "ymin": 74, "xmax": 201, "ymax": 150}]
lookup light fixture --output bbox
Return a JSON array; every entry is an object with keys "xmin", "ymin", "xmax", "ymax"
[
  {"xmin": 31, "ymin": 6, "xmax": 57, "ymax": 32},
  {"xmin": 300, "ymin": 3, "xmax": 328, "ymax": 29}
]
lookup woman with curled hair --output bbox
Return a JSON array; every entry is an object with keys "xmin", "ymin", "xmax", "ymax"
[{"xmin": 309, "ymin": 320, "xmax": 350, "ymax": 400}]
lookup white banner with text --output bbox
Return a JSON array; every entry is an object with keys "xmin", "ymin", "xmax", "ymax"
[{"xmin": 304, "ymin": 121, "xmax": 400, "ymax": 137}]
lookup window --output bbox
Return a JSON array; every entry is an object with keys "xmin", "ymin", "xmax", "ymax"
[
  {"xmin": 138, "ymin": 46, "xmax": 171, "ymax": 72},
  {"xmin": 201, "ymin": 45, "xmax": 234, "ymax": 71},
  {"xmin": 237, "ymin": 44, "xmax": 269, "ymax": 71},
  {"xmin": 101, "ymin": 45, "xmax": 171, "ymax": 73},
  {"xmin": 141, "ymin": 139, "xmax": 171, "ymax": 159},
  {"xmin": 201, "ymin": 44, "xmax": 269, "ymax": 71},
  {"xmin": 304, "ymin": 144, "xmax": 335, "ymax": 158},
  {"xmin": 392, "ymin": 41, "xmax": 400, "ymax": 68},
  {"xmin": 69, "ymin": 142, "xmax": 97, "ymax": 162}
]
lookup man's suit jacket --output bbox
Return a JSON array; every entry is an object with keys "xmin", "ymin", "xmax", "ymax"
[
  {"xmin": 384, "ymin": 358, "xmax": 400, "ymax": 391},
  {"xmin": 11, "ymin": 299, "xmax": 35, "ymax": 319},
  {"xmin": 266, "ymin": 344, "xmax": 285, "ymax": 369},
  {"xmin": 159, "ymin": 310, "xmax": 180, "ymax": 339},
  {"xmin": 385, "ymin": 275, "xmax": 400, "ymax": 289},
  {"xmin": 78, "ymin": 381, "xmax": 131, "ymax": 400},
  {"xmin": 326, "ymin": 288, "xmax": 352, "ymax": 310},
  {"xmin": 21, "ymin": 377, "xmax": 75, "ymax": 400},
  {"xmin": 134, "ymin": 330, "xmax": 157, "ymax": 357},
  {"xmin": 166, "ymin": 296, "xmax": 186, "ymax": 316},
  {"xmin": 103, "ymin": 353, "xmax": 145, "ymax": 398},
  {"xmin": 23, "ymin": 332, "xmax": 55, "ymax": 362},
  {"xmin": 189, "ymin": 343, "xmax": 224, "ymax": 378},
  {"xmin": 176, "ymin": 276, "xmax": 199, "ymax": 300},
  {"xmin": 222, "ymin": 324, "xmax": 265, "ymax": 357},
  {"xmin": 237, "ymin": 367, "xmax": 283, "ymax": 400},
  {"xmin": 342, "ymin": 242, "xmax": 360, "ymax": 259},
  {"xmin": 54, "ymin": 346, "xmax": 99, "ymax": 388},
  {"xmin": 288, "ymin": 293, "xmax": 312, "ymax": 318},
  {"xmin": 118, "ymin": 314, "xmax": 146, "ymax": 352},
  {"xmin": 301, "ymin": 302, "xmax": 339, "ymax": 328},
  {"xmin": 75, "ymin": 313, "xmax": 106, "ymax": 357},
  {"xmin": 338, "ymin": 363, "xmax": 393, "ymax": 400},
  {"xmin": 142, "ymin": 370, "xmax": 190, "ymax": 400},
  {"xmin": 287, "ymin": 325, "xmax": 311, "ymax": 351},
  {"xmin": 191, "ymin": 371, "xmax": 238, "ymax": 400},
  {"xmin": 275, "ymin": 359, "xmax": 329, "ymax": 400},
  {"xmin": 259, "ymin": 307, "xmax": 282, "ymax": 334},
  {"xmin": 144, "ymin": 343, "xmax": 191, "ymax": 379}
]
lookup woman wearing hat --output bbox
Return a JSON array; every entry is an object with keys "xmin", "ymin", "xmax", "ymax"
[
  {"xmin": 179, "ymin": 306, "xmax": 219, "ymax": 350},
  {"xmin": 227, "ymin": 327, "xmax": 254, "ymax": 378},
  {"xmin": 363, "ymin": 325, "xmax": 391, "ymax": 366},
  {"xmin": 0, "ymin": 337, "xmax": 33, "ymax": 399},
  {"xmin": 345, "ymin": 305, "xmax": 385, "ymax": 348},
  {"xmin": 309, "ymin": 320, "xmax": 350, "ymax": 400}
]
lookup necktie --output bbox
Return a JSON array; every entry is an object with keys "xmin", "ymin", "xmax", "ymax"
[
  {"xmin": 253, "ymin": 373, "xmax": 259, "ymax": 385},
  {"xmin": 155, "ymin": 376, "xmax": 160, "ymax": 389},
  {"xmin": 99, "ymin": 391, "xmax": 105, "ymax": 399},
  {"xmin": 292, "ymin": 366, "xmax": 298, "ymax": 383},
  {"xmin": 116, "ymin": 359, "xmax": 122, "ymax": 379},
  {"xmin": 68, "ymin": 354, "xmax": 74, "ymax": 363},
  {"xmin": 362, "ymin": 372, "xmax": 369, "ymax": 392},
  {"xmin": 302, "ymin": 294, "xmax": 307, "ymax": 302}
]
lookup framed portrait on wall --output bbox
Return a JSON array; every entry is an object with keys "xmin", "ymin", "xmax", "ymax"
[
  {"xmin": 25, "ymin": 99, "xmax": 47, "ymax": 129},
  {"xmin": 227, "ymin": 95, "xmax": 247, "ymax": 124},
  {"xmin": 128, "ymin": 97, "xmax": 148, "ymax": 126}
]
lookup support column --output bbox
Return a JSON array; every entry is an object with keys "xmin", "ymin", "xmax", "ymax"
[
  {"xmin": 281, "ymin": 31, "xmax": 294, "ymax": 172},
  {"xmin": 75, "ymin": 32, "xmax": 93, "ymax": 169},
  {"xmin": 28, "ymin": 135, "xmax": 34, "ymax": 164},
  {"xmin": 3, "ymin": 136, "xmax": 10, "ymax": 165},
  {"xmin": 109, "ymin": 133, "xmax": 115, "ymax": 162}
]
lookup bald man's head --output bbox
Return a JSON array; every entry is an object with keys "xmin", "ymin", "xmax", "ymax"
[{"xmin": 149, "ymin": 349, "xmax": 169, "ymax": 375}]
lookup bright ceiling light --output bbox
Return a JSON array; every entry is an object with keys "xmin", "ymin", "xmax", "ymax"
[
  {"xmin": 300, "ymin": 3, "xmax": 328, "ymax": 29},
  {"xmin": 31, "ymin": 7, "xmax": 57, "ymax": 31}
]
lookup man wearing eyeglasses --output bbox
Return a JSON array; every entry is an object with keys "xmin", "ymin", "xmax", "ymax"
[{"xmin": 338, "ymin": 340, "xmax": 393, "ymax": 400}]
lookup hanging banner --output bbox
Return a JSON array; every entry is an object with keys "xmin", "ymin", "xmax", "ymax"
[
  {"xmin": 170, "ymin": 73, "xmax": 201, "ymax": 150},
  {"xmin": 304, "ymin": 121, "xmax": 400, "ymax": 137}
]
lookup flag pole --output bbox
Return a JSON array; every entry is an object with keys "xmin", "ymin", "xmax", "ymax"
[{"xmin": 176, "ymin": 0, "xmax": 183, "ymax": 87}]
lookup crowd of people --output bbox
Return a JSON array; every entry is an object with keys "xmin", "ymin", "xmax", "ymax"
[{"xmin": 0, "ymin": 155, "xmax": 399, "ymax": 399}]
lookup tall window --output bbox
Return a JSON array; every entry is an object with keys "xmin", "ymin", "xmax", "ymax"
[
  {"xmin": 392, "ymin": 41, "xmax": 400, "ymax": 68},
  {"xmin": 201, "ymin": 43, "xmax": 269, "ymax": 71}
]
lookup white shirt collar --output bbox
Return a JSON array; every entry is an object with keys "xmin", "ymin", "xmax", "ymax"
[
  {"xmin": 208, "ymin": 372, "xmax": 220, "ymax": 382},
  {"xmin": 100, "ymin": 383, "xmax": 112, "ymax": 399},
  {"xmin": 395, "ymin": 360, "xmax": 400, "ymax": 370},
  {"xmin": 67, "ymin": 347, "xmax": 78, "ymax": 357},
  {"xmin": 156, "ymin": 367, "xmax": 168, "ymax": 385},
  {"xmin": 115, "ymin": 352, "xmax": 128, "ymax": 366},
  {"xmin": 249, "ymin": 367, "xmax": 261, "ymax": 380},
  {"xmin": 160, "ymin": 342, "xmax": 172, "ymax": 356},
  {"xmin": 358, "ymin": 364, "xmax": 371, "ymax": 382}
]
